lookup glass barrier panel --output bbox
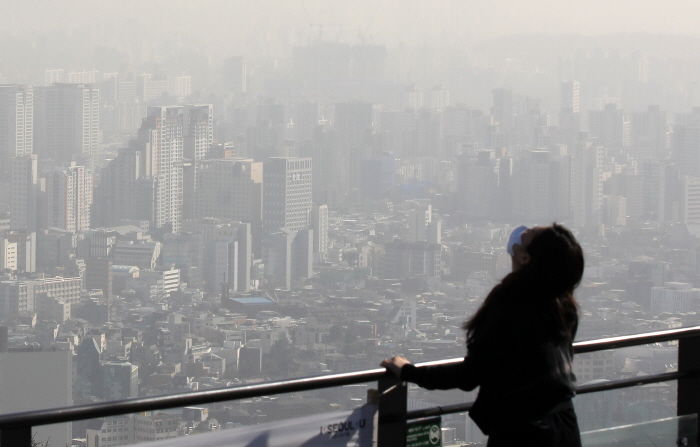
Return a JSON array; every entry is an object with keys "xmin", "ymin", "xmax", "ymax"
[{"xmin": 581, "ymin": 414, "xmax": 697, "ymax": 447}]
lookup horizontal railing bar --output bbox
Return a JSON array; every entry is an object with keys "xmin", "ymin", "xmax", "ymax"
[
  {"xmin": 1, "ymin": 326, "xmax": 699, "ymax": 428},
  {"xmin": 406, "ymin": 402, "xmax": 473, "ymax": 420},
  {"xmin": 405, "ymin": 370, "xmax": 699, "ymax": 420},
  {"xmin": 0, "ymin": 367, "xmax": 388, "ymax": 428},
  {"xmin": 576, "ymin": 370, "xmax": 689, "ymax": 394},
  {"xmin": 573, "ymin": 326, "xmax": 700, "ymax": 354}
]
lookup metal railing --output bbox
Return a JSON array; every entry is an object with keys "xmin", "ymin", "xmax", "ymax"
[{"xmin": 1, "ymin": 326, "xmax": 699, "ymax": 446}]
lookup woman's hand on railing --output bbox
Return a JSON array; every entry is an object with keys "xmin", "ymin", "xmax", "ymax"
[{"xmin": 381, "ymin": 356, "xmax": 411, "ymax": 378}]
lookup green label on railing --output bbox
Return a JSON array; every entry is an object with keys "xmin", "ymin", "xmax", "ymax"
[{"xmin": 406, "ymin": 416, "xmax": 441, "ymax": 447}]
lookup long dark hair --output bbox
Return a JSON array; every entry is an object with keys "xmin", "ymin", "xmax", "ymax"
[{"xmin": 464, "ymin": 223, "xmax": 584, "ymax": 349}]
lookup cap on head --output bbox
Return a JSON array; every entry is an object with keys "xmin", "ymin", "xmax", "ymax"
[{"xmin": 507, "ymin": 225, "xmax": 529, "ymax": 256}]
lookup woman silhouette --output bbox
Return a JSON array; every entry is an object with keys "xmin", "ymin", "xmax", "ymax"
[{"xmin": 382, "ymin": 224, "xmax": 584, "ymax": 447}]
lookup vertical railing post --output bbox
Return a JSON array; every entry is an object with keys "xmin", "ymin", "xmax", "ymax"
[
  {"xmin": 677, "ymin": 334, "xmax": 700, "ymax": 442},
  {"xmin": 1, "ymin": 424, "xmax": 32, "ymax": 447},
  {"xmin": 377, "ymin": 374, "xmax": 407, "ymax": 447}
]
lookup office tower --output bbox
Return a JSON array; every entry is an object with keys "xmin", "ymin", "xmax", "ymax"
[
  {"xmin": 292, "ymin": 102, "xmax": 320, "ymax": 143},
  {"xmin": 223, "ymin": 57, "xmax": 247, "ymax": 95},
  {"xmin": 262, "ymin": 157, "xmax": 312, "ymax": 234},
  {"xmin": 379, "ymin": 110, "xmax": 414, "ymax": 156},
  {"xmin": 491, "ymin": 88, "xmax": 514, "ymax": 138},
  {"xmin": 263, "ymin": 230, "xmax": 294, "ymax": 290},
  {"xmin": 10, "ymin": 154, "xmax": 38, "ymax": 231},
  {"xmin": 560, "ymin": 81, "xmax": 581, "ymax": 114},
  {"xmin": 558, "ymin": 81, "xmax": 581, "ymax": 146},
  {"xmin": 202, "ymin": 221, "xmax": 252, "ymax": 294},
  {"xmin": 196, "ymin": 158, "xmax": 263, "ymax": 234},
  {"xmin": 632, "ymin": 105, "xmax": 668, "ymax": 160},
  {"xmin": 93, "ymin": 148, "xmax": 152, "ymax": 227},
  {"xmin": 46, "ymin": 163, "xmax": 93, "ymax": 233},
  {"xmin": 262, "ymin": 228, "xmax": 313, "ymax": 290},
  {"xmin": 673, "ymin": 109, "xmax": 700, "ymax": 177},
  {"xmin": 359, "ymin": 153, "xmax": 398, "ymax": 200},
  {"xmin": 512, "ymin": 150, "xmax": 570, "ymax": 222},
  {"xmin": 309, "ymin": 204, "xmax": 328, "ymax": 262},
  {"xmin": 683, "ymin": 176, "xmax": 700, "ymax": 235},
  {"xmin": 405, "ymin": 201, "xmax": 432, "ymax": 242},
  {"xmin": 588, "ymin": 103, "xmax": 630, "ymax": 154},
  {"xmin": 37, "ymin": 228, "xmax": 75, "ymax": 273},
  {"xmin": 334, "ymin": 102, "xmax": 373, "ymax": 193},
  {"xmin": 34, "ymin": 83, "xmax": 100, "ymax": 164},
  {"xmin": 249, "ymin": 100, "xmax": 285, "ymax": 159},
  {"xmin": 291, "ymin": 228, "xmax": 313, "ymax": 281},
  {"xmin": 569, "ymin": 143, "xmax": 604, "ymax": 229},
  {"xmin": 457, "ymin": 151, "xmax": 500, "ymax": 220},
  {"xmin": 103, "ymin": 361, "xmax": 139, "ymax": 400},
  {"xmin": 0, "ymin": 85, "xmax": 33, "ymax": 159}
]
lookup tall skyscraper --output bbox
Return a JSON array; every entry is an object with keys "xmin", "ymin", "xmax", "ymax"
[
  {"xmin": 0, "ymin": 85, "xmax": 34, "ymax": 213},
  {"xmin": 309, "ymin": 203, "xmax": 328, "ymax": 262},
  {"xmin": 93, "ymin": 149, "xmax": 148, "ymax": 227},
  {"xmin": 184, "ymin": 104, "xmax": 214, "ymax": 163},
  {"xmin": 46, "ymin": 163, "xmax": 93, "ymax": 233},
  {"xmin": 183, "ymin": 104, "xmax": 213, "ymax": 217},
  {"xmin": 513, "ymin": 150, "xmax": 570, "ymax": 222},
  {"xmin": 195, "ymin": 158, "xmax": 263, "ymax": 225},
  {"xmin": 10, "ymin": 154, "xmax": 38, "ymax": 231},
  {"xmin": 560, "ymin": 80, "xmax": 581, "ymax": 114},
  {"xmin": 135, "ymin": 104, "xmax": 214, "ymax": 233},
  {"xmin": 262, "ymin": 157, "xmax": 312, "ymax": 234},
  {"xmin": 333, "ymin": 103, "xmax": 373, "ymax": 194},
  {"xmin": 588, "ymin": 103, "xmax": 630, "ymax": 154},
  {"xmin": 0, "ymin": 84, "xmax": 33, "ymax": 159},
  {"xmin": 222, "ymin": 57, "xmax": 247, "ymax": 95},
  {"xmin": 141, "ymin": 106, "xmax": 185, "ymax": 233},
  {"xmin": 34, "ymin": 83, "xmax": 100, "ymax": 164}
]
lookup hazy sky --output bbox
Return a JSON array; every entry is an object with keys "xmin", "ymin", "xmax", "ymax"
[{"xmin": 3, "ymin": 0, "xmax": 700, "ymax": 53}]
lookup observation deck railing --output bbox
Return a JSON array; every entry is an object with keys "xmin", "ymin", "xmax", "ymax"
[{"xmin": 1, "ymin": 326, "xmax": 700, "ymax": 446}]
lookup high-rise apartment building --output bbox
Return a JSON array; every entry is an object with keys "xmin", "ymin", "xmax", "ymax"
[
  {"xmin": 141, "ymin": 106, "xmax": 185, "ymax": 233},
  {"xmin": 0, "ymin": 84, "xmax": 33, "ymax": 159},
  {"xmin": 135, "ymin": 105, "xmax": 213, "ymax": 233},
  {"xmin": 10, "ymin": 154, "xmax": 38, "ymax": 231},
  {"xmin": 46, "ymin": 163, "xmax": 93, "ymax": 233},
  {"xmin": 184, "ymin": 104, "xmax": 214, "ymax": 162},
  {"xmin": 560, "ymin": 80, "xmax": 581, "ymax": 114},
  {"xmin": 683, "ymin": 176, "xmax": 700, "ymax": 235},
  {"xmin": 34, "ymin": 83, "xmax": 100, "ymax": 164},
  {"xmin": 262, "ymin": 157, "xmax": 312, "ymax": 234}
]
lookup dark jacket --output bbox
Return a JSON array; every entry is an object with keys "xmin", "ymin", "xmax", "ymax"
[{"xmin": 401, "ymin": 311, "xmax": 578, "ymax": 435}]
